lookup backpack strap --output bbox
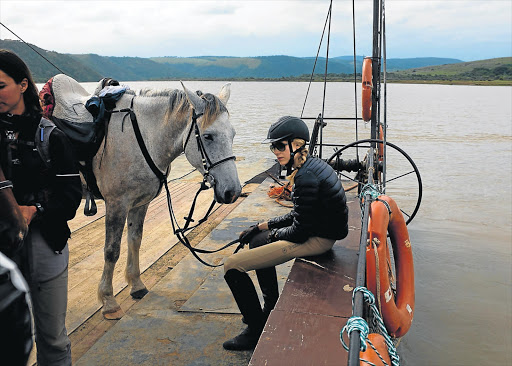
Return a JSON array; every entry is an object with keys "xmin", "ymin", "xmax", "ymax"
[{"xmin": 35, "ymin": 117, "xmax": 57, "ymax": 168}]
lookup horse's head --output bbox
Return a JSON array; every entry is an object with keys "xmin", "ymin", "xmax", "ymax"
[{"xmin": 181, "ymin": 82, "xmax": 242, "ymax": 204}]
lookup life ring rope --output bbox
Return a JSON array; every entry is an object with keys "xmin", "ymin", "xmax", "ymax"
[{"xmin": 340, "ymin": 287, "xmax": 400, "ymax": 366}]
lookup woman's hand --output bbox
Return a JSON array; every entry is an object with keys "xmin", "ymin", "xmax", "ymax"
[
  {"xmin": 19, "ymin": 205, "xmax": 37, "ymax": 226},
  {"xmin": 239, "ymin": 225, "xmax": 261, "ymax": 244}
]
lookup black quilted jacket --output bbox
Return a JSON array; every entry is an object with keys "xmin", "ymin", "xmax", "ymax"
[
  {"xmin": 0, "ymin": 113, "xmax": 82, "ymax": 252},
  {"xmin": 267, "ymin": 156, "xmax": 349, "ymax": 243}
]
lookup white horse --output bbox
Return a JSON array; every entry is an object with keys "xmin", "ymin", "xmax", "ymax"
[{"xmin": 51, "ymin": 76, "xmax": 241, "ymax": 318}]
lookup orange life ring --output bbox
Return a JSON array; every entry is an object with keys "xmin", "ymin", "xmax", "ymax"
[
  {"xmin": 359, "ymin": 333, "xmax": 392, "ymax": 366},
  {"xmin": 366, "ymin": 195, "xmax": 415, "ymax": 338},
  {"xmin": 377, "ymin": 124, "xmax": 384, "ymax": 162},
  {"xmin": 361, "ymin": 57, "xmax": 372, "ymax": 122}
]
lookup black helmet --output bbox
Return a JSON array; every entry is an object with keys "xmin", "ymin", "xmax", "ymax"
[{"xmin": 262, "ymin": 116, "xmax": 310, "ymax": 143}]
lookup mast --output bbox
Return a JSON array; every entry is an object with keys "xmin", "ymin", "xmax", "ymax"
[{"xmin": 346, "ymin": 0, "xmax": 381, "ymax": 365}]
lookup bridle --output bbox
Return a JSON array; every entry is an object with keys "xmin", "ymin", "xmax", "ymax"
[
  {"xmin": 182, "ymin": 109, "xmax": 236, "ymax": 187},
  {"xmin": 115, "ymin": 102, "xmax": 240, "ymax": 267}
]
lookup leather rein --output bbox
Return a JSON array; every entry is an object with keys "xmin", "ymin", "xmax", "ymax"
[{"xmin": 112, "ymin": 101, "xmax": 241, "ymax": 267}]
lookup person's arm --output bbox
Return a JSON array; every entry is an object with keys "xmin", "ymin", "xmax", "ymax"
[
  {"xmin": 39, "ymin": 129, "xmax": 82, "ymax": 220},
  {"xmin": 266, "ymin": 212, "xmax": 294, "ymax": 230},
  {"xmin": 18, "ymin": 205, "xmax": 37, "ymax": 226}
]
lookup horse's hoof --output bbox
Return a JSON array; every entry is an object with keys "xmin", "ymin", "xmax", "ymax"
[
  {"xmin": 131, "ymin": 288, "xmax": 149, "ymax": 299},
  {"xmin": 102, "ymin": 308, "xmax": 124, "ymax": 320}
]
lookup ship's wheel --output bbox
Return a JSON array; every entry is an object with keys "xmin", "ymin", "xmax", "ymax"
[{"xmin": 327, "ymin": 138, "xmax": 422, "ymax": 225}]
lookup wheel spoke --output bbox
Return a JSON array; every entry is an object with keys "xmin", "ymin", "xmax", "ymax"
[
  {"xmin": 385, "ymin": 170, "xmax": 415, "ymax": 184},
  {"xmin": 400, "ymin": 208, "xmax": 411, "ymax": 220},
  {"xmin": 337, "ymin": 171, "xmax": 360, "ymax": 183}
]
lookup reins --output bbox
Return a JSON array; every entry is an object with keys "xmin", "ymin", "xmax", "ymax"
[{"xmin": 112, "ymin": 100, "xmax": 240, "ymax": 267}]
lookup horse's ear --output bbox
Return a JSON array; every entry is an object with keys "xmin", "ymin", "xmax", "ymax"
[
  {"xmin": 218, "ymin": 83, "xmax": 231, "ymax": 106},
  {"xmin": 180, "ymin": 81, "xmax": 205, "ymax": 112}
]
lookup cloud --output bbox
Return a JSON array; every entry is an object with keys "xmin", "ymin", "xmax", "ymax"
[{"xmin": 0, "ymin": 0, "xmax": 510, "ymax": 60}]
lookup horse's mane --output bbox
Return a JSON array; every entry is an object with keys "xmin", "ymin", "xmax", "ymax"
[{"xmin": 137, "ymin": 88, "xmax": 227, "ymax": 128}]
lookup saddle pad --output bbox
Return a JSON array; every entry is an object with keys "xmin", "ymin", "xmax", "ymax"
[{"xmin": 51, "ymin": 74, "xmax": 95, "ymax": 123}]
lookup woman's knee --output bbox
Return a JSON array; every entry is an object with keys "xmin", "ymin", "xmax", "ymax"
[{"xmin": 223, "ymin": 256, "xmax": 244, "ymax": 274}]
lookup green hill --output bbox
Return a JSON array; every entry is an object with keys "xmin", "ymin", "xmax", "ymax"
[
  {"xmin": 387, "ymin": 57, "xmax": 512, "ymax": 84},
  {"xmin": 0, "ymin": 39, "xmax": 103, "ymax": 82},
  {"xmin": 1, "ymin": 38, "xmax": 509, "ymax": 85}
]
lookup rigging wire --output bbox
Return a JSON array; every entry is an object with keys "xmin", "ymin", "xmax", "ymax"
[
  {"xmin": 0, "ymin": 21, "xmax": 67, "ymax": 75},
  {"xmin": 300, "ymin": 1, "xmax": 332, "ymax": 120},
  {"xmin": 352, "ymin": 0, "xmax": 360, "ymax": 161},
  {"xmin": 319, "ymin": 0, "xmax": 333, "ymax": 159},
  {"xmin": 382, "ymin": 0, "xmax": 387, "ymax": 193}
]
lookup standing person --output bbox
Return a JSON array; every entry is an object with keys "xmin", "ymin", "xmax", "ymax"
[
  {"xmin": 222, "ymin": 116, "xmax": 349, "ymax": 350},
  {"xmin": 0, "ymin": 49, "xmax": 82, "ymax": 365}
]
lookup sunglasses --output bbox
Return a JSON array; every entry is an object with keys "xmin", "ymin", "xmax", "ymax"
[{"xmin": 270, "ymin": 141, "xmax": 287, "ymax": 152}]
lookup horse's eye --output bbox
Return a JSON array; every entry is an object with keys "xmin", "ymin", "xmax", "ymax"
[{"xmin": 203, "ymin": 134, "xmax": 214, "ymax": 141}]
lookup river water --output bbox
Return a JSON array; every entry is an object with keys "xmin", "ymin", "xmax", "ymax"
[{"xmin": 74, "ymin": 80, "xmax": 511, "ymax": 365}]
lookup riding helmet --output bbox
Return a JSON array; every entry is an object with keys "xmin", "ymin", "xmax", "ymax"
[{"xmin": 262, "ymin": 116, "xmax": 310, "ymax": 143}]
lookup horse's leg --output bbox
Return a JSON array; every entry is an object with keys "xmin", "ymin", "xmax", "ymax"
[
  {"xmin": 98, "ymin": 202, "xmax": 128, "ymax": 320},
  {"xmin": 126, "ymin": 203, "xmax": 150, "ymax": 299}
]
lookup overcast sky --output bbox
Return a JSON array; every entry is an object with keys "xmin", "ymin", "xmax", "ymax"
[{"xmin": 0, "ymin": 0, "xmax": 510, "ymax": 61}]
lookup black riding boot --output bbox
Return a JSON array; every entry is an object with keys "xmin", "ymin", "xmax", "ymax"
[
  {"xmin": 241, "ymin": 231, "xmax": 280, "ymax": 324},
  {"xmin": 242, "ymin": 266, "xmax": 279, "ymax": 324},
  {"xmin": 256, "ymin": 266, "xmax": 279, "ymax": 320},
  {"xmin": 223, "ymin": 269, "xmax": 265, "ymax": 351}
]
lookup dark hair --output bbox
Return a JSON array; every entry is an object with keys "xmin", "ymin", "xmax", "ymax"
[{"xmin": 0, "ymin": 49, "xmax": 42, "ymax": 117}]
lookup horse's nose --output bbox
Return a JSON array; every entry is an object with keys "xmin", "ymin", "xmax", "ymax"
[{"xmin": 223, "ymin": 189, "xmax": 238, "ymax": 204}]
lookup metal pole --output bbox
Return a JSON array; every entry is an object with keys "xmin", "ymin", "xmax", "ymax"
[
  {"xmin": 370, "ymin": 0, "xmax": 380, "ymax": 142},
  {"xmin": 347, "ymin": 0, "xmax": 380, "ymax": 364}
]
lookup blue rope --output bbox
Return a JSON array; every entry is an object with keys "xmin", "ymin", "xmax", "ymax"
[
  {"xmin": 341, "ymin": 316, "xmax": 369, "ymax": 351},
  {"xmin": 340, "ymin": 286, "xmax": 400, "ymax": 366},
  {"xmin": 359, "ymin": 183, "xmax": 381, "ymax": 221},
  {"xmin": 359, "ymin": 183, "xmax": 381, "ymax": 203}
]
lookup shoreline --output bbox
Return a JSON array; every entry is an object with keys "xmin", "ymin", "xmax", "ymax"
[{"xmin": 142, "ymin": 77, "xmax": 512, "ymax": 87}]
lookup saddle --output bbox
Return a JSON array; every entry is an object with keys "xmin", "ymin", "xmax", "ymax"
[{"xmin": 39, "ymin": 74, "xmax": 128, "ymax": 215}]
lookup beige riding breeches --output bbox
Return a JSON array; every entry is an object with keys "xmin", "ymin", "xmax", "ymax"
[{"xmin": 224, "ymin": 236, "xmax": 335, "ymax": 273}]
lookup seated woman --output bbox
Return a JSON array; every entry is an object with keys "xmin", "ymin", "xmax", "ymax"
[{"xmin": 222, "ymin": 116, "xmax": 349, "ymax": 350}]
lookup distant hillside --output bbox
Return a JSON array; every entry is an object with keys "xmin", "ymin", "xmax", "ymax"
[
  {"xmin": 0, "ymin": 39, "xmax": 103, "ymax": 82},
  {"xmin": 1, "ymin": 38, "xmax": 508, "ymax": 85},
  {"xmin": 387, "ymin": 57, "xmax": 512, "ymax": 83},
  {"xmin": 148, "ymin": 55, "xmax": 462, "ymax": 79}
]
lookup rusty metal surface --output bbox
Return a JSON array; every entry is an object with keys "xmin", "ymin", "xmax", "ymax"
[{"xmin": 252, "ymin": 310, "xmax": 349, "ymax": 366}]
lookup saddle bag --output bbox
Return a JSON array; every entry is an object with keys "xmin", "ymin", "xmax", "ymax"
[
  {"xmin": 39, "ymin": 75, "xmax": 127, "ymax": 215},
  {"xmin": 39, "ymin": 76, "xmax": 125, "ymax": 162}
]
